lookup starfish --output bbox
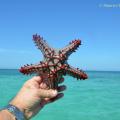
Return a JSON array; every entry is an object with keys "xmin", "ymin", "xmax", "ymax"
[{"xmin": 19, "ymin": 34, "xmax": 88, "ymax": 89}]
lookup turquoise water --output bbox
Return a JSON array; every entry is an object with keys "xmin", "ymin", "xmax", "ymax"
[{"xmin": 0, "ymin": 69, "xmax": 120, "ymax": 120}]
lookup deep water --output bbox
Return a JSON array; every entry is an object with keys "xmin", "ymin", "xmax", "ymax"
[{"xmin": 0, "ymin": 69, "xmax": 120, "ymax": 120}]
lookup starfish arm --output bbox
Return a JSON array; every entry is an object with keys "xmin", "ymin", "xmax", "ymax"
[
  {"xmin": 33, "ymin": 34, "xmax": 54, "ymax": 57},
  {"xmin": 59, "ymin": 39, "xmax": 81, "ymax": 58},
  {"xmin": 19, "ymin": 62, "xmax": 48, "ymax": 75},
  {"xmin": 64, "ymin": 65, "xmax": 88, "ymax": 80}
]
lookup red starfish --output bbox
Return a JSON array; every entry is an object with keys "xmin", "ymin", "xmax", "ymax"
[{"xmin": 19, "ymin": 34, "xmax": 88, "ymax": 88}]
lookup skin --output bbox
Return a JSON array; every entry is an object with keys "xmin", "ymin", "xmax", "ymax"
[{"xmin": 0, "ymin": 76, "xmax": 66, "ymax": 120}]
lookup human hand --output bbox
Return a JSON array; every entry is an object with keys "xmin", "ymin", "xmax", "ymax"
[{"xmin": 10, "ymin": 76, "xmax": 66, "ymax": 119}]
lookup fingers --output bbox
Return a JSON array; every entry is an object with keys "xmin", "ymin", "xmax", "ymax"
[
  {"xmin": 58, "ymin": 77, "xmax": 64, "ymax": 84},
  {"xmin": 57, "ymin": 85, "xmax": 66, "ymax": 92},
  {"xmin": 41, "ymin": 85, "xmax": 66, "ymax": 105},
  {"xmin": 30, "ymin": 76, "xmax": 64, "ymax": 84},
  {"xmin": 38, "ymin": 89, "xmax": 58, "ymax": 98},
  {"xmin": 39, "ymin": 77, "xmax": 65, "ymax": 89},
  {"xmin": 24, "ymin": 76, "xmax": 42, "ymax": 88},
  {"xmin": 51, "ymin": 93, "xmax": 64, "ymax": 102},
  {"xmin": 30, "ymin": 76, "xmax": 42, "ymax": 84},
  {"xmin": 46, "ymin": 93, "xmax": 64, "ymax": 104},
  {"xmin": 39, "ymin": 83, "xmax": 49, "ymax": 89}
]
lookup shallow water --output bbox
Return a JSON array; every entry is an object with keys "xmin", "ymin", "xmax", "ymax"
[{"xmin": 0, "ymin": 69, "xmax": 120, "ymax": 120}]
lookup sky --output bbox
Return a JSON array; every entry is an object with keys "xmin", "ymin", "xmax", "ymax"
[{"xmin": 0, "ymin": 0, "xmax": 120, "ymax": 71}]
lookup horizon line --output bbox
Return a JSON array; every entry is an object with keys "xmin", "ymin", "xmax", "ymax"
[{"xmin": 0, "ymin": 68, "xmax": 120, "ymax": 72}]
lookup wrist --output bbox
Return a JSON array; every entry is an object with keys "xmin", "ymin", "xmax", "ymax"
[
  {"xmin": 10, "ymin": 100, "xmax": 25, "ymax": 113},
  {"xmin": 0, "ymin": 104, "xmax": 26, "ymax": 120},
  {"xmin": 10, "ymin": 100, "xmax": 33, "ymax": 119},
  {"xmin": 10, "ymin": 101, "xmax": 29, "ymax": 119}
]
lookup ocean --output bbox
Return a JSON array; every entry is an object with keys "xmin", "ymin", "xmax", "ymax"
[{"xmin": 0, "ymin": 69, "xmax": 120, "ymax": 120}]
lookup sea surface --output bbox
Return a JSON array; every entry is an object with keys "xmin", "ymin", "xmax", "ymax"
[{"xmin": 0, "ymin": 69, "xmax": 120, "ymax": 120}]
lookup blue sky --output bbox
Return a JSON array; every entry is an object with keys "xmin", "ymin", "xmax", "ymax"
[{"xmin": 0, "ymin": 0, "xmax": 120, "ymax": 71}]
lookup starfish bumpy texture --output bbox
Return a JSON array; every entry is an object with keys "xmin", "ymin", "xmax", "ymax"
[{"xmin": 19, "ymin": 34, "xmax": 88, "ymax": 89}]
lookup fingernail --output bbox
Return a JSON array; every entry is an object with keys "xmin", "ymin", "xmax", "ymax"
[{"xmin": 52, "ymin": 90, "xmax": 58, "ymax": 96}]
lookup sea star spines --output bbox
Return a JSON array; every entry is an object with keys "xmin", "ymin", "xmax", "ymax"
[
  {"xmin": 19, "ymin": 34, "xmax": 88, "ymax": 88},
  {"xmin": 60, "ymin": 39, "xmax": 81, "ymax": 59}
]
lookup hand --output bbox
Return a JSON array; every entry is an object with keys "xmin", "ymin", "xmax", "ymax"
[{"xmin": 10, "ymin": 76, "xmax": 66, "ymax": 119}]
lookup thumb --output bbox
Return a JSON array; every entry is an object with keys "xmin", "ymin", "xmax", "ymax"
[{"xmin": 38, "ymin": 89, "xmax": 58, "ymax": 98}]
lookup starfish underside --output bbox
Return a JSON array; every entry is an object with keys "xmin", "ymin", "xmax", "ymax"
[{"xmin": 19, "ymin": 34, "xmax": 88, "ymax": 89}]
